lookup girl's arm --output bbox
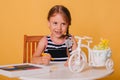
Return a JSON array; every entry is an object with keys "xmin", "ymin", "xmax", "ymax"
[
  {"xmin": 71, "ymin": 35, "xmax": 78, "ymax": 50},
  {"xmin": 31, "ymin": 36, "xmax": 51, "ymax": 65},
  {"xmin": 64, "ymin": 35, "xmax": 78, "ymax": 66}
]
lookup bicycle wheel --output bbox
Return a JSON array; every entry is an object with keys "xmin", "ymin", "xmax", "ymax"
[
  {"xmin": 105, "ymin": 58, "xmax": 114, "ymax": 70},
  {"xmin": 68, "ymin": 51, "xmax": 87, "ymax": 72}
]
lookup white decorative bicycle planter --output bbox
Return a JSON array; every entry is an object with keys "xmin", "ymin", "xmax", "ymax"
[{"xmin": 68, "ymin": 36, "xmax": 114, "ymax": 73}]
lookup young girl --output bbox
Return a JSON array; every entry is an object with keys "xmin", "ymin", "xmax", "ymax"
[{"xmin": 31, "ymin": 5, "xmax": 77, "ymax": 66}]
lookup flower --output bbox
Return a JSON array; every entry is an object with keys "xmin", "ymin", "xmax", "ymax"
[{"xmin": 93, "ymin": 38, "xmax": 109, "ymax": 50}]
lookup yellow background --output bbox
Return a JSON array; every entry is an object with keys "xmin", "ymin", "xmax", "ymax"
[{"xmin": 0, "ymin": 0, "xmax": 120, "ymax": 80}]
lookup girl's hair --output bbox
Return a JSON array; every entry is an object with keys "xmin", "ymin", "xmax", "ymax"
[{"xmin": 47, "ymin": 5, "xmax": 71, "ymax": 36}]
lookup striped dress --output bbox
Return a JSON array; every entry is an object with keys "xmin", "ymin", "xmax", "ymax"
[{"xmin": 44, "ymin": 35, "xmax": 73, "ymax": 61}]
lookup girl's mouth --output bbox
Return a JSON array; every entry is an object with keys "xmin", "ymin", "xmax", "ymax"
[{"xmin": 55, "ymin": 31, "xmax": 62, "ymax": 35}]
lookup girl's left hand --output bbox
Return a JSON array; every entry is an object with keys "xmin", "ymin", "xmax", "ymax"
[{"xmin": 64, "ymin": 59, "xmax": 68, "ymax": 67}]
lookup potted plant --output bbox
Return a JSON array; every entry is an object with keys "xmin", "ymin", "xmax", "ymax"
[{"xmin": 91, "ymin": 39, "xmax": 111, "ymax": 66}]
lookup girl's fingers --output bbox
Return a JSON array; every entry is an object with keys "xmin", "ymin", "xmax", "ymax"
[
  {"xmin": 42, "ymin": 57, "xmax": 50, "ymax": 65},
  {"xmin": 43, "ymin": 55, "xmax": 51, "ymax": 60}
]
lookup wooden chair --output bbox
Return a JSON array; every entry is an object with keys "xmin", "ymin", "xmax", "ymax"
[{"xmin": 23, "ymin": 35, "xmax": 43, "ymax": 63}]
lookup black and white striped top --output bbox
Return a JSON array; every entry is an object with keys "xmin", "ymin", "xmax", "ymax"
[{"xmin": 44, "ymin": 35, "xmax": 73, "ymax": 61}]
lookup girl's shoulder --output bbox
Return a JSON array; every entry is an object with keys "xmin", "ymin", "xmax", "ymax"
[
  {"xmin": 41, "ymin": 35, "xmax": 52, "ymax": 41},
  {"xmin": 38, "ymin": 36, "xmax": 48, "ymax": 46},
  {"xmin": 67, "ymin": 35, "xmax": 77, "ymax": 43},
  {"xmin": 39, "ymin": 36, "xmax": 48, "ymax": 43},
  {"xmin": 67, "ymin": 34, "xmax": 75, "ymax": 39}
]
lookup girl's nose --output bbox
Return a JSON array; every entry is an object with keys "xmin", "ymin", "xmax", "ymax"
[{"xmin": 57, "ymin": 25, "xmax": 62, "ymax": 30}]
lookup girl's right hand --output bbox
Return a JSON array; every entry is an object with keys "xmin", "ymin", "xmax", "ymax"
[
  {"xmin": 42, "ymin": 53, "xmax": 51, "ymax": 65},
  {"xmin": 31, "ymin": 53, "xmax": 51, "ymax": 65}
]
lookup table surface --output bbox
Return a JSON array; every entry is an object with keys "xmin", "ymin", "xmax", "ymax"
[{"xmin": 19, "ymin": 62, "xmax": 114, "ymax": 80}]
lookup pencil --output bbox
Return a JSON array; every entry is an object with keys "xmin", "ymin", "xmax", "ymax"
[{"xmin": 41, "ymin": 53, "xmax": 54, "ymax": 60}]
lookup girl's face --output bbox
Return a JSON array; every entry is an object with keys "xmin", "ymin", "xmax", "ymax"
[{"xmin": 48, "ymin": 13, "xmax": 69, "ymax": 38}]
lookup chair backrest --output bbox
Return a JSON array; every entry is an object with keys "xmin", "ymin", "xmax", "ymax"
[{"xmin": 23, "ymin": 35, "xmax": 43, "ymax": 63}]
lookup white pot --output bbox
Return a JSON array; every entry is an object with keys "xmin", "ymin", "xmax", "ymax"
[{"xmin": 91, "ymin": 48, "xmax": 111, "ymax": 66}]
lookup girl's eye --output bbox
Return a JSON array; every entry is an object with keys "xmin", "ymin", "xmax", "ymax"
[
  {"xmin": 53, "ymin": 22, "xmax": 57, "ymax": 25},
  {"xmin": 61, "ymin": 23, "xmax": 66, "ymax": 26},
  {"xmin": 62, "ymin": 23, "xmax": 66, "ymax": 25}
]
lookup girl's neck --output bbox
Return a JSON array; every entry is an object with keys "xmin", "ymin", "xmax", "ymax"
[{"xmin": 50, "ymin": 35, "xmax": 66, "ymax": 44}]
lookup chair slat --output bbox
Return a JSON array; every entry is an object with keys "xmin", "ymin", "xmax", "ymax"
[
  {"xmin": 32, "ymin": 42, "xmax": 35, "ymax": 55},
  {"xmin": 27, "ymin": 42, "xmax": 31, "ymax": 63},
  {"xmin": 23, "ymin": 35, "xmax": 43, "ymax": 63}
]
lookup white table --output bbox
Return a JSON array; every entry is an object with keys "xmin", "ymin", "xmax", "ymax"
[{"xmin": 19, "ymin": 62, "xmax": 114, "ymax": 80}]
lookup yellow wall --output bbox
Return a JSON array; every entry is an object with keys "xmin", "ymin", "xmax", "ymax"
[{"xmin": 0, "ymin": 0, "xmax": 120, "ymax": 79}]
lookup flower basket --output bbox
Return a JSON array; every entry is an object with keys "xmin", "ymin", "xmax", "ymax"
[{"xmin": 91, "ymin": 48, "xmax": 111, "ymax": 66}]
